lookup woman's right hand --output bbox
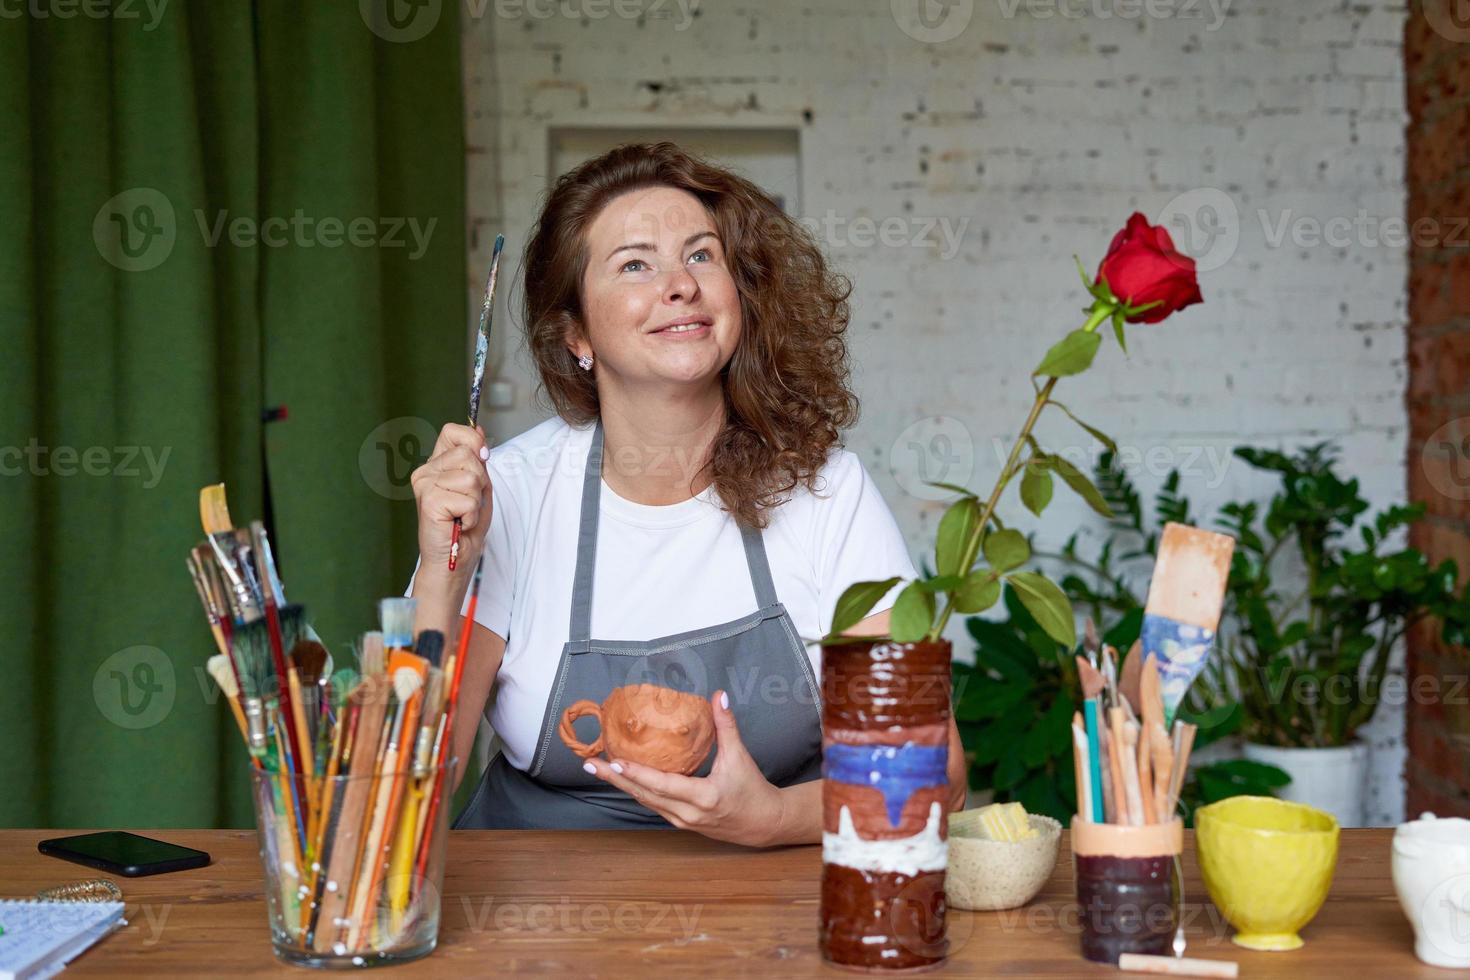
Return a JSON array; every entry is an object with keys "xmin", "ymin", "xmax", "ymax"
[{"xmin": 411, "ymin": 422, "xmax": 493, "ymax": 582}]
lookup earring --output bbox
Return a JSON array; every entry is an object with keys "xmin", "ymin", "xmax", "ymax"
[{"xmin": 578, "ymin": 353, "xmax": 594, "ymax": 371}]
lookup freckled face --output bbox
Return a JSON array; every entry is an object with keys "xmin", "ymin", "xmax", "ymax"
[{"xmin": 571, "ymin": 186, "xmax": 742, "ymax": 388}]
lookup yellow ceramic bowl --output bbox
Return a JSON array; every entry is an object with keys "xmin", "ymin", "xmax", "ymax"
[{"xmin": 1195, "ymin": 796, "xmax": 1340, "ymax": 951}]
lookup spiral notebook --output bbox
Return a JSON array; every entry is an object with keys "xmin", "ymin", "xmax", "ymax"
[{"xmin": 0, "ymin": 900, "xmax": 126, "ymax": 980}]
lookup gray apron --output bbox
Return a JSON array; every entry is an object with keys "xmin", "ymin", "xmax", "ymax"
[{"xmin": 454, "ymin": 418, "xmax": 824, "ymax": 829}]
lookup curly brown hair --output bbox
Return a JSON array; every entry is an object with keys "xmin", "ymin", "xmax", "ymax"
[{"xmin": 522, "ymin": 141, "xmax": 859, "ymax": 528}]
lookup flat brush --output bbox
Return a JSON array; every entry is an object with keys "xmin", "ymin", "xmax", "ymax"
[
  {"xmin": 360, "ymin": 632, "xmax": 386, "ymax": 677},
  {"xmin": 200, "ymin": 483, "xmax": 234, "ymax": 535},
  {"xmin": 230, "ymin": 617, "xmax": 275, "ymax": 758},
  {"xmin": 1141, "ymin": 523, "xmax": 1236, "ymax": 726},
  {"xmin": 379, "ymin": 598, "xmax": 417, "ymax": 654}
]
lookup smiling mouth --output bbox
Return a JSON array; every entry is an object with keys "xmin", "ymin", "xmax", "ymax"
[{"xmin": 653, "ymin": 319, "xmax": 713, "ymax": 335}]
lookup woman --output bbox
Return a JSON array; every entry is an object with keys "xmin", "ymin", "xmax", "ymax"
[{"xmin": 409, "ymin": 142, "xmax": 967, "ymax": 845}]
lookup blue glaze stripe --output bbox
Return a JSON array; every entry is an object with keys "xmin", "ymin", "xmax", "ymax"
[{"xmin": 822, "ymin": 743, "xmax": 948, "ymax": 828}]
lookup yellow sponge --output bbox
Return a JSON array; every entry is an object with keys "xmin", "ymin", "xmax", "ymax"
[{"xmin": 951, "ymin": 802, "xmax": 1037, "ymax": 842}]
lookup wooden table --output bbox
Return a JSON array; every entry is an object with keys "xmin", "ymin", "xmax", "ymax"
[{"xmin": 0, "ymin": 828, "xmax": 1434, "ymax": 976}]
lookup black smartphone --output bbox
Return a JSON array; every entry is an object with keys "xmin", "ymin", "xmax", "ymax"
[{"xmin": 38, "ymin": 831, "xmax": 210, "ymax": 877}]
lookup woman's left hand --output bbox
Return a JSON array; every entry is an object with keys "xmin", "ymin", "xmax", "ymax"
[{"xmin": 584, "ymin": 690, "xmax": 786, "ymax": 847}]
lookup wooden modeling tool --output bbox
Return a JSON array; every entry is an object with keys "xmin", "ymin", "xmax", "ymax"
[
  {"xmin": 1076, "ymin": 656, "xmax": 1108, "ymax": 824},
  {"xmin": 1118, "ymin": 953, "xmax": 1238, "ymax": 977},
  {"xmin": 1072, "ymin": 713, "xmax": 1092, "ymax": 822}
]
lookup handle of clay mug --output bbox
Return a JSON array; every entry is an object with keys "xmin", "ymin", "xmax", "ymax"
[{"xmin": 558, "ymin": 699, "xmax": 605, "ymax": 759}]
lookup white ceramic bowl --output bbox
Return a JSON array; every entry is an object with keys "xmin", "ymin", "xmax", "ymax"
[{"xmin": 946, "ymin": 814, "xmax": 1062, "ymax": 911}]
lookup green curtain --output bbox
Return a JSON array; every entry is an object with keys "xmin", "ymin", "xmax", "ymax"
[{"xmin": 0, "ymin": 1, "xmax": 465, "ymax": 828}]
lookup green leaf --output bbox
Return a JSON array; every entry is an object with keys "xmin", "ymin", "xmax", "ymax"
[
  {"xmin": 1050, "ymin": 401, "xmax": 1118, "ymax": 454},
  {"xmin": 924, "ymin": 480, "xmax": 976, "ymax": 498},
  {"xmin": 974, "ymin": 638, "xmax": 1039, "ymax": 683},
  {"xmin": 935, "ymin": 497, "xmax": 981, "ymax": 578},
  {"xmin": 955, "ymin": 570, "xmax": 1002, "ymax": 613},
  {"xmin": 1101, "ymin": 607, "xmax": 1143, "ymax": 651},
  {"xmin": 1046, "ymin": 454, "xmax": 1114, "ymax": 518},
  {"xmin": 954, "ymin": 676, "xmax": 1032, "ymax": 722},
  {"xmin": 1014, "ymin": 769, "xmax": 1071, "ymax": 822},
  {"xmin": 993, "ymin": 751, "xmax": 1026, "ymax": 791},
  {"xmin": 1007, "ymin": 572, "xmax": 1075, "ymax": 646},
  {"xmin": 914, "ymin": 575, "xmax": 963, "ymax": 593},
  {"xmin": 1112, "ymin": 309, "xmax": 1128, "ymax": 354},
  {"xmin": 1020, "ymin": 463, "xmax": 1054, "ymax": 517},
  {"xmin": 890, "ymin": 582, "xmax": 935, "ymax": 642},
  {"xmin": 1207, "ymin": 759, "xmax": 1292, "ymax": 789},
  {"xmin": 829, "ymin": 577, "xmax": 901, "ymax": 635},
  {"xmin": 983, "ymin": 529, "xmax": 1030, "ymax": 572},
  {"xmin": 1075, "ymin": 255, "xmax": 1098, "ymax": 296},
  {"xmin": 966, "ymin": 616, "xmax": 1034, "ymax": 665},
  {"xmin": 1033, "ymin": 328, "xmax": 1103, "ymax": 378},
  {"xmin": 1021, "ymin": 721, "xmax": 1052, "ymax": 767},
  {"xmin": 1194, "ymin": 760, "xmax": 1291, "ymax": 805}
]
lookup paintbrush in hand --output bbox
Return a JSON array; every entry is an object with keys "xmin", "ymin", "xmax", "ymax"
[{"xmin": 449, "ymin": 234, "xmax": 505, "ymax": 571}]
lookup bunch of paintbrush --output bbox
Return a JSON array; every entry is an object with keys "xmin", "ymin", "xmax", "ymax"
[
  {"xmin": 302, "ymin": 603, "xmax": 453, "ymax": 954},
  {"xmin": 1069, "ymin": 523, "xmax": 1234, "ymax": 827},
  {"xmin": 1073, "ymin": 641, "xmax": 1196, "ymax": 827},
  {"xmin": 186, "ymin": 487, "xmax": 325, "ymax": 821},
  {"xmin": 185, "ymin": 483, "xmax": 477, "ymax": 954}
]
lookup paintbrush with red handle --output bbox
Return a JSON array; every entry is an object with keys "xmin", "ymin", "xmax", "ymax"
[{"xmin": 414, "ymin": 551, "xmax": 484, "ymax": 879}]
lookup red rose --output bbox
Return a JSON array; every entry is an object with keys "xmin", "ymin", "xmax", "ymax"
[{"xmin": 1095, "ymin": 212, "xmax": 1203, "ymax": 323}]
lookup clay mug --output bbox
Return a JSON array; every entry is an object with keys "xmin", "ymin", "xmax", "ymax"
[
  {"xmin": 1394, "ymin": 812, "xmax": 1470, "ymax": 968},
  {"xmin": 558, "ymin": 683, "xmax": 716, "ymax": 774}
]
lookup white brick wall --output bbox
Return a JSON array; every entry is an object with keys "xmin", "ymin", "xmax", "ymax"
[{"xmin": 461, "ymin": 0, "xmax": 1409, "ymax": 824}]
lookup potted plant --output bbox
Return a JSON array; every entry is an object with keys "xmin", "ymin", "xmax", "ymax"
[
  {"xmin": 817, "ymin": 214, "xmax": 1203, "ymax": 972},
  {"xmin": 1010, "ymin": 442, "xmax": 1470, "ymax": 828},
  {"xmin": 955, "ymin": 455, "xmax": 1291, "ymax": 826},
  {"xmin": 1214, "ymin": 444, "xmax": 1470, "ymax": 826}
]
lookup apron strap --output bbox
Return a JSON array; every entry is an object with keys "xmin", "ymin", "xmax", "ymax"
[
  {"xmin": 738, "ymin": 523, "xmax": 780, "ymax": 610},
  {"xmin": 568, "ymin": 417, "xmax": 782, "ymax": 644},
  {"xmin": 567, "ymin": 419, "xmax": 606, "ymax": 643}
]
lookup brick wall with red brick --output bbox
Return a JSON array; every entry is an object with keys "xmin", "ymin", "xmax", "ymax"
[{"xmin": 1405, "ymin": 0, "xmax": 1470, "ymax": 818}]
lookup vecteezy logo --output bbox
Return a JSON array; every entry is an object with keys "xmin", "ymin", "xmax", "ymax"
[
  {"xmin": 1158, "ymin": 187, "xmax": 1240, "ymax": 274},
  {"xmin": 94, "ymin": 646, "xmax": 176, "ymax": 730},
  {"xmin": 891, "ymin": 0, "xmax": 974, "ymax": 43},
  {"xmin": 359, "ymin": 0, "xmax": 441, "ymax": 42},
  {"xmin": 360, "ymin": 416, "xmax": 437, "ymax": 500},
  {"xmin": 93, "ymin": 188, "xmax": 177, "ymax": 272},
  {"xmin": 1423, "ymin": 0, "xmax": 1470, "ymax": 43},
  {"xmin": 1423, "ymin": 418, "xmax": 1470, "ymax": 502},
  {"xmin": 890, "ymin": 416, "xmax": 975, "ymax": 501}
]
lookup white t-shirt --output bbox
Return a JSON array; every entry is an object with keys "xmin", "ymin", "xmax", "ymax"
[{"xmin": 419, "ymin": 415, "xmax": 918, "ymax": 772}]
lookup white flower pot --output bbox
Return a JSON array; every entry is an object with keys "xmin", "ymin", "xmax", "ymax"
[{"xmin": 1242, "ymin": 742, "xmax": 1369, "ymax": 828}]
